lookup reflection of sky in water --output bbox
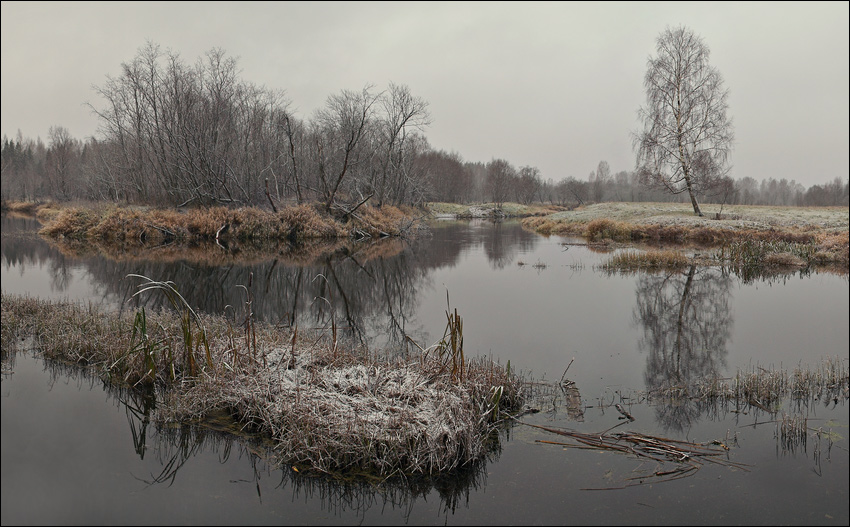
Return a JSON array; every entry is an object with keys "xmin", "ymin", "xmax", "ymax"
[
  {"xmin": 2, "ymin": 215, "xmax": 848, "ymax": 525},
  {"xmin": 1, "ymin": 259, "xmax": 99, "ymax": 303}
]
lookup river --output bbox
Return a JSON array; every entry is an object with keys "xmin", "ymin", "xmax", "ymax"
[{"xmin": 2, "ymin": 213, "xmax": 848, "ymax": 525}]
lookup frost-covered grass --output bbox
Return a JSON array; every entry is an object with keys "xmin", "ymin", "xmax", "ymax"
[
  {"xmin": 536, "ymin": 202, "xmax": 848, "ymax": 232},
  {"xmin": 523, "ymin": 202, "xmax": 849, "ymax": 269},
  {"xmin": 159, "ymin": 344, "xmax": 522, "ymax": 475},
  {"xmin": 1, "ymin": 291, "xmax": 526, "ymax": 478}
]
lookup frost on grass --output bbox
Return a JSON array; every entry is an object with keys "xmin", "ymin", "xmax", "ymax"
[
  {"xmin": 156, "ymin": 342, "xmax": 523, "ymax": 477},
  {"xmin": 1, "ymin": 293, "xmax": 525, "ymax": 479}
]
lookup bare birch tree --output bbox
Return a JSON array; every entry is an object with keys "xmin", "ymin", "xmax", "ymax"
[{"xmin": 634, "ymin": 26, "xmax": 734, "ymax": 216}]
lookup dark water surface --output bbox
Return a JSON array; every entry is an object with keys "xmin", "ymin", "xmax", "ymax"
[{"xmin": 2, "ymin": 214, "xmax": 848, "ymax": 525}]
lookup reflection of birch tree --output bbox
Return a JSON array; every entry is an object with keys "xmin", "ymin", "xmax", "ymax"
[{"xmin": 633, "ymin": 265, "xmax": 733, "ymax": 431}]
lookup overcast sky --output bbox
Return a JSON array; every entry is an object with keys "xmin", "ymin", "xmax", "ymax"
[{"xmin": 2, "ymin": 1, "xmax": 847, "ymax": 188}]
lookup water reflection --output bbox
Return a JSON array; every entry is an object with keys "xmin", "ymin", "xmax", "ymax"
[
  {"xmin": 481, "ymin": 220, "xmax": 538, "ymax": 269},
  {"xmin": 6, "ymin": 347, "xmax": 496, "ymax": 521},
  {"xmin": 2, "ymin": 216, "xmax": 543, "ymax": 352},
  {"xmin": 632, "ymin": 265, "xmax": 733, "ymax": 431},
  {"xmin": 1, "ymin": 216, "xmax": 76, "ymax": 293},
  {"xmin": 3, "ymin": 214, "xmax": 848, "ymax": 524}
]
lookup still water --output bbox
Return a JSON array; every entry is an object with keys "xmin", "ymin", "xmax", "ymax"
[{"xmin": 2, "ymin": 214, "xmax": 848, "ymax": 525}]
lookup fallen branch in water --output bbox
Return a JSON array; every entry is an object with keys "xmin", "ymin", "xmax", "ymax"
[{"xmin": 519, "ymin": 421, "xmax": 750, "ymax": 490}]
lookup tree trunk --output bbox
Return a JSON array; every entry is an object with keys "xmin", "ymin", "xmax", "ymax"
[
  {"xmin": 684, "ymin": 173, "xmax": 703, "ymax": 216},
  {"xmin": 688, "ymin": 189, "xmax": 703, "ymax": 216}
]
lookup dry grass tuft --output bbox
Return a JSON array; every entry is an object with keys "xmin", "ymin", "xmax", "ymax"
[
  {"xmin": 159, "ymin": 343, "xmax": 523, "ymax": 476},
  {"xmin": 520, "ymin": 217, "xmax": 585, "ymax": 236},
  {"xmin": 278, "ymin": 204, "xmax": 348, "ymax": 239},
  {"xmin": 583, "ymin": 219, "xmax": 635, "ymax": 242},
  {"xmin": 812, "ymin": 231, "xmax": 849, "ymax": 266},
  {"xmin": 39, "ymin": 207, "xmax": 103, "ymax": 239},
  {"xmin": 3, "ymin": 200, "xmax": 43, "ymax": 215},
  {"xmin": 602, "ymin": 249, "xmax": 691, "ymax": 270}
]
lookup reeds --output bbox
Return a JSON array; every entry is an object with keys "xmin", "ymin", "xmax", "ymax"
[
  {"xmin": 646, "ymin": 359, "xmax": 849, "ymax": 411},
  {"xmin": 126, "ymin": 274, "xmax": 213, "ymax": 379},
  {"xmin": 601, "ymin": 249, "xmax": 691, "ymax": 270},
  {"xmin": 716, "ymin": 239, "xmax": 815, "ymax": 270},
  {"xmin": 776, "ymin": 413, "xmax": 808, "ymax": 453},
  {"xmin": 442, "ymin": 305, "xmax": 465, "ymax": 382}
]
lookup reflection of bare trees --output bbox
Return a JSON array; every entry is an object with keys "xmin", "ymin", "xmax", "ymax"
[
  {"xmin": 2, "ymin": 216, "xmax": 75, "ymax": 294},
  {"xmin": 481, "ymin": 220, "xmax": 538, "ymax": 270},
  {"xmin": 2, "ymin": 216, "xmax": 61, "ymax": 269},
  {"xmin": 633, "ymin": 265, "xmax": 733, "ymax": 431},
  {"xmin": 5, "ymin": 219, "xmax": 541, "ymax": 354}
]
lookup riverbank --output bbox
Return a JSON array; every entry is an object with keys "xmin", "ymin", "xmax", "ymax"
[
  {"xmin": 2, "ymin": 200, "xmax": 426, "ymax": 246},
  {"xmin": 1, "ymin": 289, "xmax": 526, "ymax": 477},
  {"xmin": 6, "ymin": 199, "xmax": 847, "ymax": 270},
  {"xmin": 522, "ymin": 202, "xmax": 849, "ymax": 270},
  {"xmin": 425, "ymin": 201, "xmax": 566, "ymax": 219}
]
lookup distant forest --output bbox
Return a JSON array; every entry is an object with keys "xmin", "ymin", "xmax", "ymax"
[{"xmin": 2, "ymin": 44, "xmax": 848, "ymax": 210}]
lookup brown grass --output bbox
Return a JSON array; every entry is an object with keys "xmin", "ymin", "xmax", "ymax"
[
  {"xmin": 602, "ymin": 249, "xmax": 692, "ymax": 270},
  {"xmin": 36, "ymin": 203, "xmax": 422, "ymax": 248},
  {"xmin": 522, "ymin": 204, "xmax": 847, "ymax": 269},
  {"xmin": 350, "ymin": 205, "xmax": 421, "ymax": 237},
  {"xmin": 3, "ymin": 200, "xmax": 43, "ymax": 215},
  {"xmin": 812, "ymin": 231, "xmax": 849, "ymax": 266},
  {"xmin": 520, "ymin": 217, "xmax": 585, "ymax": 236}
]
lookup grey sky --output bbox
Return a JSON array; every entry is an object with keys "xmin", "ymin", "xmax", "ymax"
[{"xmin": 2, "ymin": 1, "xmax": 848, "ymax": 188}]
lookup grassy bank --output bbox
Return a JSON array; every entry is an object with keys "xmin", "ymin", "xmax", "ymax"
[
  {"xmin": 523, "ymin": 202, "xmax": 849, "ymax": 269},
  {"xmin": 3, "ymin": 200, "xmax": 425, "ymax": 246},
  {"xmin": 1, "ymin": 287, "xmax": 526, "ymax": 477}
]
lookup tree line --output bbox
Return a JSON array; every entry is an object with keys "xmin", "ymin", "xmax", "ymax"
[{"xmin": 1, "ymin": 42, "xmax": 848, "ymax": 210}]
